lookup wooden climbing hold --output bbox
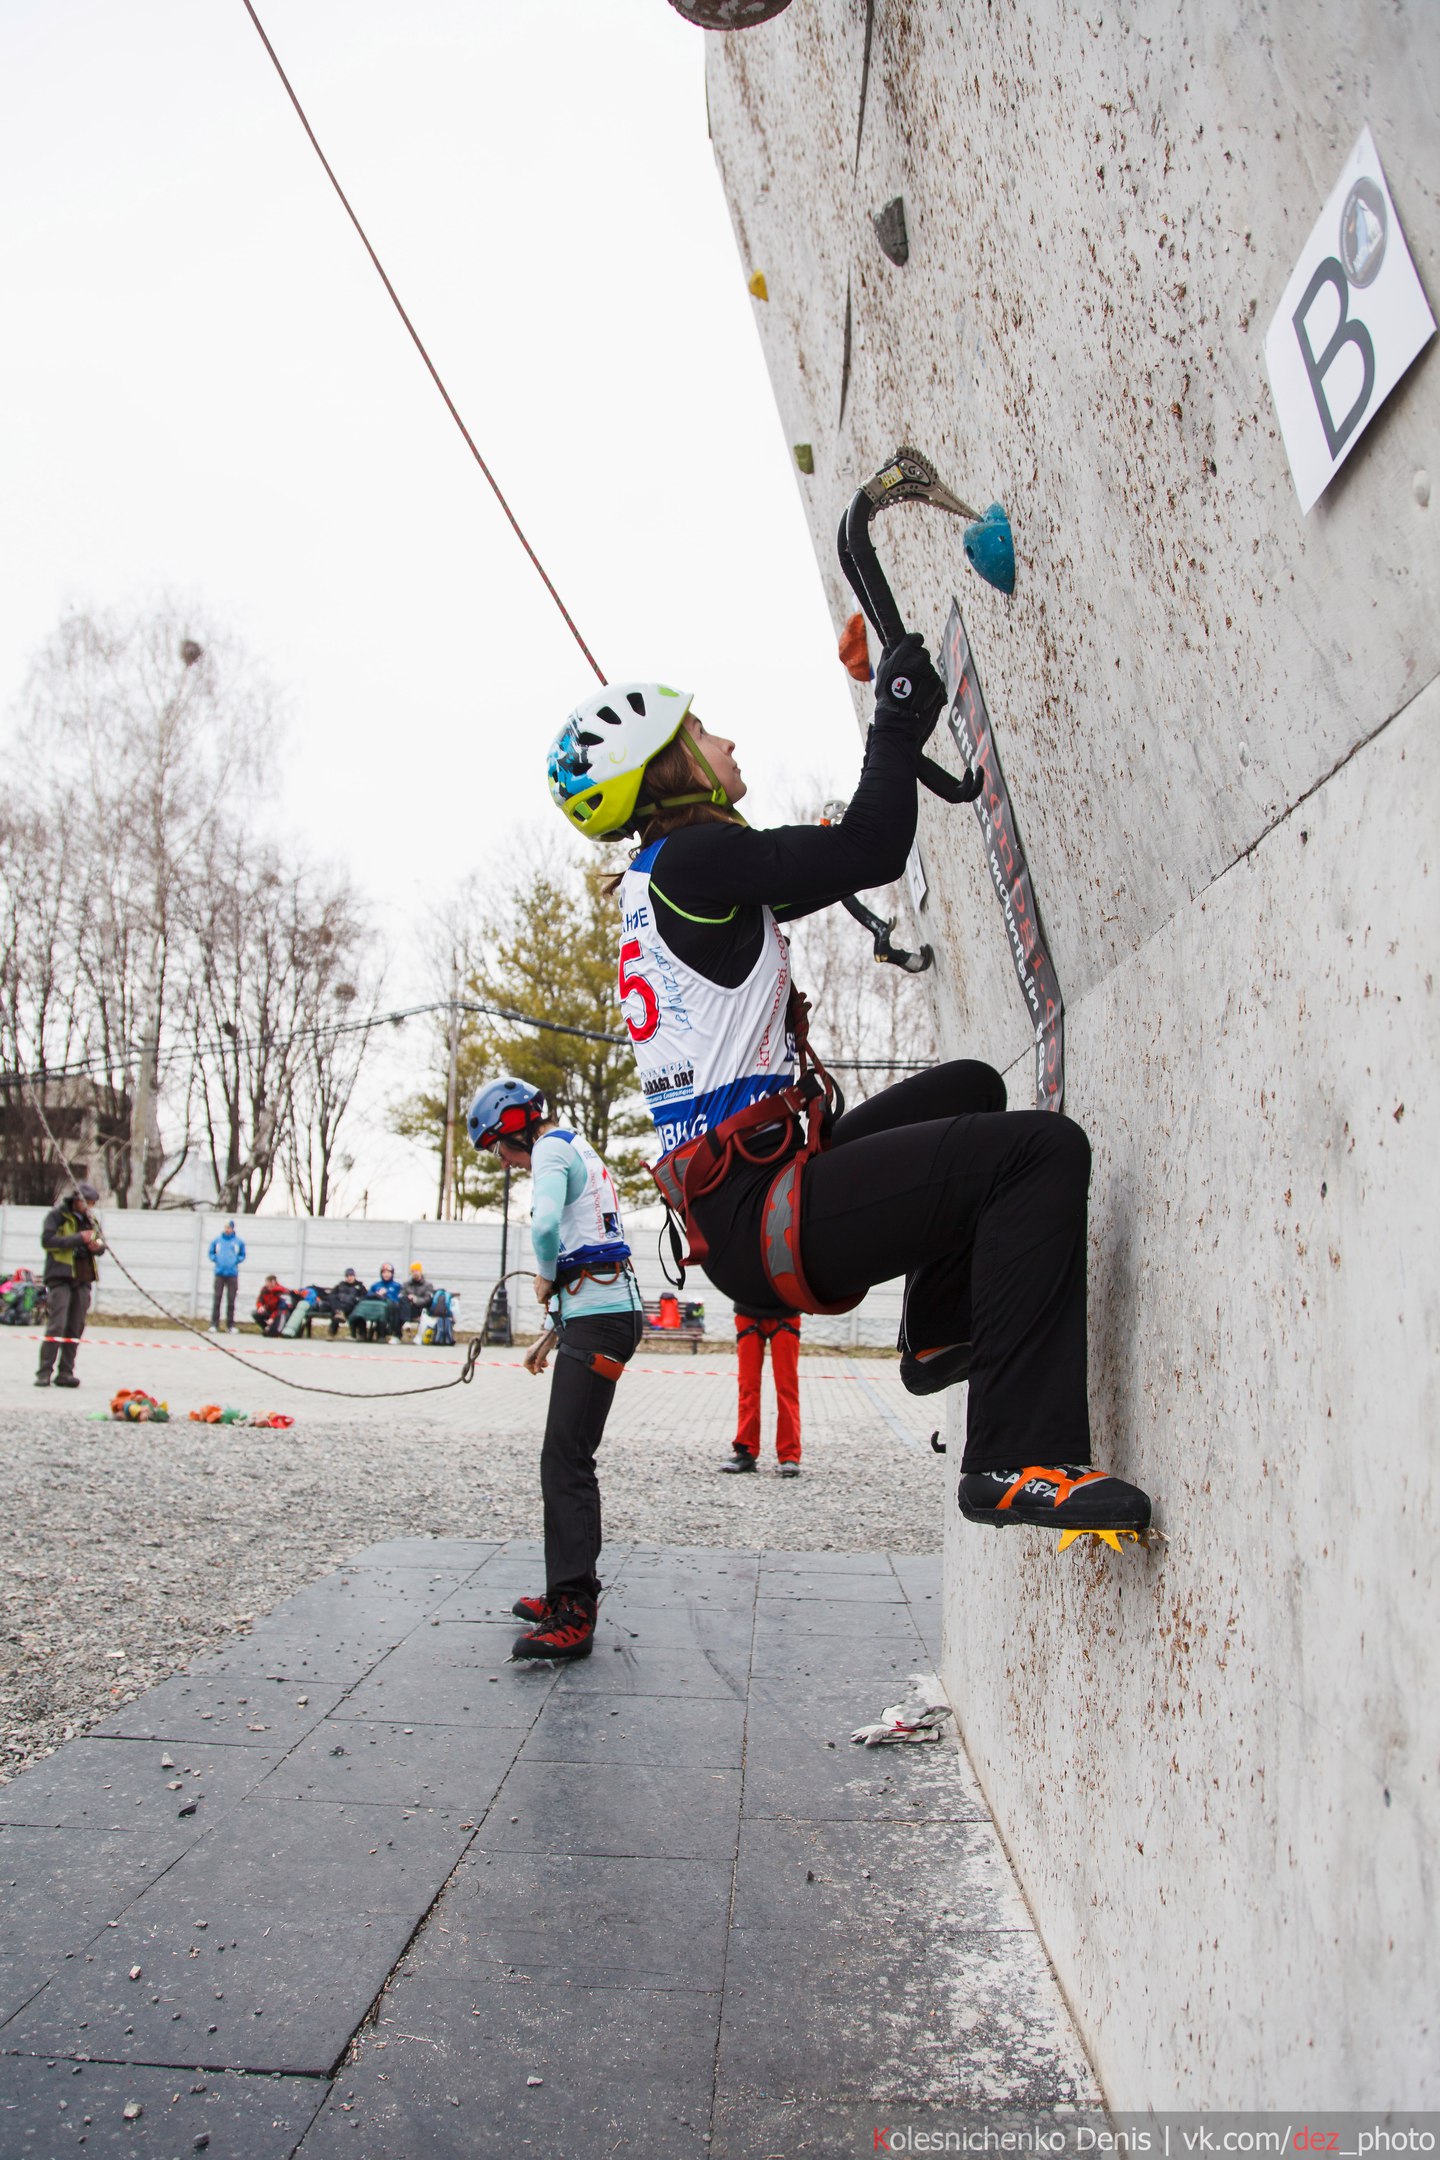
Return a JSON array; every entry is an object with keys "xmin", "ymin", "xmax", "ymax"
[{"xmin": 747, "ymin": 270, "xmax": 769, "ymax": 301}]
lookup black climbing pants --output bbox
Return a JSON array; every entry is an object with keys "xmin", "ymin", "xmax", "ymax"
[
  {"xmin": 39, "ymin": 1281, "xmax": 91, "ymax": 1378},
  {"xmin": 542, "ymin": 1309, "xmax": 644, "ymax": 1599},
  {"xmin": 211, "ymin": 1275, "xmax": 238, "ymax": 1329},
  {"xmin": 689, "ymin": 1061, "xmax": 1093, "ymax": 1474}
]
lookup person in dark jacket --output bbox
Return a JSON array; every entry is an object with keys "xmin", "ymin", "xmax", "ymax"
[
  {"xmin": 324, "ymin": 1268, "xmax": 365, "ymax": 1337},
  {"xmin": 36, "ymin": 1183, "xmax": 105, "ymax": 1388}
]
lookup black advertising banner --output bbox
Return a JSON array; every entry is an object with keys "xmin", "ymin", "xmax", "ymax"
[{"xmin": 939, "ymin": 600, "xmax": 1065, "ymax": 1112}]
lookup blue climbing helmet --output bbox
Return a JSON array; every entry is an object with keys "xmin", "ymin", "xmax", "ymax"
[{"xmin": 467, "ymin": 1076, "xmax": 545, "ymax": 1154}]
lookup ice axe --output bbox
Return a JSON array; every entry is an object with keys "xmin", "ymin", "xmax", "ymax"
[
  {"xmin": 820, "ymin": 798, "xmax": 933, "ymax": 973},
  {"xmin": 839, "ymin": 446, "xmax": 1015, "ymax": 804}
]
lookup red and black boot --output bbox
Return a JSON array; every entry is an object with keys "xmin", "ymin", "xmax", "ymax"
[
  {"xmin": 510, "ymin": 1594, "xmax": 549, "ymax": 1623},
  {"xmin": 511, "ymin": 1591, "xmax": 597, "ymax": 1661}
]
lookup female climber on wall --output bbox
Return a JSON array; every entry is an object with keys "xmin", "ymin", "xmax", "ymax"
[{"xmin": 544, "ymin": 646, "xmax": 1152, "ymax": 1543}]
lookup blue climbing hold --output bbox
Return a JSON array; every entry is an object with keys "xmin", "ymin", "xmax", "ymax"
[{"xmin": 962, "ymin": 503, "xmax": 1015, "ymax": 595}]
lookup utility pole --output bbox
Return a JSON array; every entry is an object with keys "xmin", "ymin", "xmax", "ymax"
[{"xmin": 438, "ymin": 949, "xmax": 461, "ymax": 1221}]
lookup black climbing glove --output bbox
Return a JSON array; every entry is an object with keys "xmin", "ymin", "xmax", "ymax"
[{"xmin": 872, "ymin": 632, "xmax": 946, "ymax": 750}]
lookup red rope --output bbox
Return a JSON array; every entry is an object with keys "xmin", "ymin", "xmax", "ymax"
[{"xmin": 238, "ymin": 0, "xmax": 606, "ymax": 684}]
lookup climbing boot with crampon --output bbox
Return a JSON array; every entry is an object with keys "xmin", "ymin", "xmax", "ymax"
[
  {"xmin": 958, "ymin": 1464, "xmax": 1151, "ymax": 1552},
  {"xmin": 900, "ymin": 1342, "xmax": 972, "ymax": 1395},
  {"xmin": 511, "ymin": 1592, "xmax": 596, "ymax": 1661},
  {"xmin": 511, "ymin": 1593, "xmax": 550, "ymax": 1624}
]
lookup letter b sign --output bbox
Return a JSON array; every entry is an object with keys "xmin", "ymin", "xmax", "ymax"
[{"xmin": 1265, "ymin": 128, "xmax": 1434, "ymax": 513}]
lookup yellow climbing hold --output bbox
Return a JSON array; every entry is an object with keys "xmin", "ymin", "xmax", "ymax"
[
  {"xmin": 748, "ymin": 271, "xmax": 769, "ymax": 301},
  {"xmin": 1057, "ymin": 1527, "xmax": 1141, "ymax": 1554}
]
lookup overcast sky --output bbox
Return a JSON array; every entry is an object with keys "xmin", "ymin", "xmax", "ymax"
[{"xmin": 1, "ymin": 0, "xmax": 859, "ymax": 1217}]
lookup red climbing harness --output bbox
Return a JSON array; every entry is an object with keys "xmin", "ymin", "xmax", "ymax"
[{"xmin": 650, "ymin": 991, "xmax": 862, "ymax": 1319}]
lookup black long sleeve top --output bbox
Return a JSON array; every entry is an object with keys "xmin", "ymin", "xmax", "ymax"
[{"xmin": 642, "ymin": 728, "xmax": 918, "ymax": 985}]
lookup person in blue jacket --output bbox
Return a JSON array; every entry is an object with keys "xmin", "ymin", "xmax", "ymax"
[
  {"xmin": 367, "ymin": 1263, "xmax": 407, "ymax": 1340},
  {"xmin": 207, "ymin": 1219, "xmax": 246, "ymax": 1333},
  {"xmin": 468, "ymin": 1076, "xmax": 644, "ymax": 1662}
]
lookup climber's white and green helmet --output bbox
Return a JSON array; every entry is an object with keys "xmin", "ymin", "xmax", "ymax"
[{"xmin": 546, "ymin": 681, "xmax": 730, "ymax": 842}]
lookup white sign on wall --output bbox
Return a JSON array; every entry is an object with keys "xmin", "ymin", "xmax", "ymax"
[
  {"xmin": 1265, "ymin": 127, "xmax": 1435, "ymax": 513},
  {"xmin": 906, "ymin": 840, "xmax": 928, "ymax": 914}
]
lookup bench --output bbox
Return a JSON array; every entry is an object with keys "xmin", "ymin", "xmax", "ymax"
[{"xmin": 641, "ymin": 1296, "xmax": 707, "ymax": 1353}]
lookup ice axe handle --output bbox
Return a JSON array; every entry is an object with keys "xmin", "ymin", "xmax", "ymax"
[{"xmin": 838, "ymin": 498, "xmax": 982, "ymax": 805}]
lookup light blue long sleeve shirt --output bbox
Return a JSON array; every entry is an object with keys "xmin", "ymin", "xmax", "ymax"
[{"xmin": 530, "ymin": 1134, "xmax": 641, "ymax": 1321}]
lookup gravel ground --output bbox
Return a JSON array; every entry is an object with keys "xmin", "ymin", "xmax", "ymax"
[{"xmin": 0, "ymin": 1342, "xmax": 943, "ymax": 1778}]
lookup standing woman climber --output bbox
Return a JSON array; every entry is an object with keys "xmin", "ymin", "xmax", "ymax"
[
  {"xmin": 467, "ymin": 1077, "xmax": 644, "ymax": 1658},
  {"xmin": 545, "ymin": 653, "xmax": 1152, "ymax": 1542}
]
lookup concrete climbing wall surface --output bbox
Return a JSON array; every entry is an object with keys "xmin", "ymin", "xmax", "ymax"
[{"xmin": 704, "ymin": 0, "xmax": 1438, "ymax": 2112}]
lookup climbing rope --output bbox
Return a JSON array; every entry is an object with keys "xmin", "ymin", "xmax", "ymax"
[{"xmin": 237, "ymin": 0, "xmax": 605, "ymax": 684}]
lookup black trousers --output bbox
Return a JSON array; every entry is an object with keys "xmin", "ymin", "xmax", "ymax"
[
  {"xmin": 542, "ymin": 1310, "xmax": 644, "ymax": 1599},
  {"xmin": 211, "ymin": 1275, "xmax": 238, "ymax": 1328},
  {"xmin": 39, "ymin": 1281, "xmax": 91, "ymax": 1377},
  {"xmin": 690, "ymin": 1061, "xmax": 1093, "ymax": 1473}
]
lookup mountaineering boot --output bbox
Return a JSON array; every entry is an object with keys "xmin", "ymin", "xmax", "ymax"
[
  {"xmin": 511, "ymin": 1593, "xmax": 550, "ymax": 1624},
  {"xmin": 719, "ymin": 1446, "xmax": 758, "ymax": 1473},
  {"xmin": 900, "ymin": 1343, "xmax": 972, "ymax": 1395},
  {"xmin": 511, "ymin": 1592, "xmax": 596, "ymax": 1662},
  {"xmin": 34, "ymin": 1372, "xmax": 50, "ymax": 1388},
  {"xmin": 958, "ymin": 1464, "xmax": 1151, "ymax": 1551},
  {"xmin": 776, "ymin": 1462, "xmax": 801, "ymax": 1480},
  {"xmin": 54, "ymin": 1373, "xmax": 81, "ymax": 1389}
]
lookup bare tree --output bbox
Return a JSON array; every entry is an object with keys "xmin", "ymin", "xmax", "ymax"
[{"xmin": 19, "ymin": 603, "xmax": 271, "ymax": 1202}]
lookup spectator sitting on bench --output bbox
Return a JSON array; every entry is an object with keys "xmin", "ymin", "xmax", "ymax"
[
  {"xmin": 254, "ymin": 1275, "xmax": 296, "ymax": 1336},
  {"xmin": 325, "ymin": 1267, "xmax": 365, "ymax": 1337},
  {"xmin": 349, "ymin": 1264, "xmax": 406, "ymax": 1342},
  {"xmin": 403, "ymin": 1261, "xmax": 435, "ymax": 1333}
]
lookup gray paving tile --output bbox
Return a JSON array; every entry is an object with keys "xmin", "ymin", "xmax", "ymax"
[
  {"xmin": 0, "ymin": 1827, "xmax": 189, "ymax": 1986},
  {"xmin": 281, "ymin": 1566, "xmax": 474, "ymax": 1610},
  {"xmin": 753, "ymin": 1594, "xmax": 922, "ymax": 1636},
  {"xmin": 333, "ymin": 1625, "xmax": 559, "ymax": 1724},
  {"xmin": 419, "ymin": 1849, "xmax": 733, "ymax": 1990},
  {"xmin": 0, "ymin": 2056, "xmax": 326, "ymax": 2158},
  {"xmin": 754, "ymin": 1569, "xmax": 906, "ymax": 1603},
  {"xmin": 146, "ymin": 1797, "xmax": 472, "ymax": 1919},
  {"xmin": 263, "ymin": 1718, "xmax": 528, "ymax": 1812},
  {"xmin": 594, "ymin": 1594, "xmax": 755, "ymax": 1660},
  {"xmin": 340, "ymin": 1537, "xmax": 503, "ymax": 1569},
  {"xmin": 91, "ymin": 1674, "xmax": 347, "ymax": 1749},
  {"xmin": 748, "ymin": 1626, "xmax": 925, "ymax": 1685},
  {"xmin": 183, "ymin": 1630, "xmax": 404, "ymax": 1686},
  {"xmin": 521, "ymin": 1691, "xmax": 746, "ymax": 1769},
  {"xmin": 557, "ymin": 1640, "xmax": 749, "ymax": 1700},
  {"xmin": 0, "ymin": 1738, "xmax": 284, "ymax": 1836},
  {"xmin": 716, "ymin": 1924, "xmax": 1100, "ymax": 2106},
  {"xmin": 741, "ymin": 1691, "xmax": 986, "ymax": 1823},
  {"xmin": 730, "ymin": 1816, "xmax": 1031, "ymax": 1937},
  {"xmin": 294, "ymin": 1977, "xmax": 716, "ymax": 2160},
  {"xmin": 1, "ymin": 1903, "xmax": 416, "ymax": 2076},
  {"xmin": 759, "ymin": 1548, "xmax": 894, "ymax": 1576},
  {"xmin": 478, "ymin": 1760, "xmax": 742, "ymax": 1861}
]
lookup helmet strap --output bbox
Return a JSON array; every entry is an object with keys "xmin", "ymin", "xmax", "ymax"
[{"xmin": 635, "ymin": 737, "xmax": 749, "ymax": 828}]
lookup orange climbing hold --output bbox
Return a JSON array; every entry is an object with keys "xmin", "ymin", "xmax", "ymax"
[{"xmin": 838, "ymin": 611, "xmax": 872, "ymax": 682}]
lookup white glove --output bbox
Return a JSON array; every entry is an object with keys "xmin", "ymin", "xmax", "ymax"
[{"xmin": 850, "ymin": 1671, "xmax": 954, "ymax": 1748}]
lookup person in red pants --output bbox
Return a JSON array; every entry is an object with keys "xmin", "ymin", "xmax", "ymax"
[{"xmin": 722, "ymin": 1304, "xmax": 802, "ymax": 1478}]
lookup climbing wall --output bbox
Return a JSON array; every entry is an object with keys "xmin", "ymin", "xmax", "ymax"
[{"xmin": 704, "ymin": 0, "xmax": 1438, "ymax": 2110}]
